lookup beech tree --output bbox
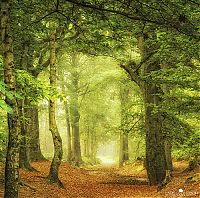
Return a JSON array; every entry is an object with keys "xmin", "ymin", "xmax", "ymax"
[
  {"xmin": 1, "ymin": 0, "xmax": 20, "ymax": 197},
  {"xmin": 47, "ymin": 31, "xmax": 63, "ymax": 186}
]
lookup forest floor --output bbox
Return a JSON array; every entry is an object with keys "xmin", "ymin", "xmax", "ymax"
[{"xmin": 0, "ymin": 160, "xmax": 199, "ymax": 198}]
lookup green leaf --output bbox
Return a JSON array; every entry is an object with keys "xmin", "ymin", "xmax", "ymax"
[{"xmin": 0, "ymin": 99, "xmax": 13, "ymax": 114}]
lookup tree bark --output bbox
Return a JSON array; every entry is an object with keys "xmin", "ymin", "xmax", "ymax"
[
  {"xmin": 121, "ymin": 33, "xmax": 166, "ymax": 185},
  {"xmin": 1, "ymin": 0, "xmax": 20, "ymax": 197},
  {"xmin": 18, "ymin": 99, "xmax": 32, "ymax": 169},
  {"xmin": 119, "ymin": 84, "xmax": 129, "ymax": 167},
  {"xmin": 71, "ymin": 109, "xmax": 82, "ymax": 166},
  {"xmin": 143, "ymin": 80, "xmax": 166, "ymax": 185},
  {"xmin": 47, "ymin": 32, "xmax": 63, "ymax": 187},
  {"xmin": 25, "ymin": 103, "xmax": 45, "ymax": 161},
  {"xmin": 70, "ymin": 53, "xmax": 83, "ymax": 166},
  {"xmin": 164, "ymin": 139, "xmax": 173, "ymax": 171},
  {"xmin": 90, "ymin": 129, "xmax": 97, "ymax": 162},
  {"xmin": 64, "ymin": 101, "xmax": 72, "ymax": 163},
  {"xmin": 139, "ymin": 34, "xmax": 166, "ymax": 185}
]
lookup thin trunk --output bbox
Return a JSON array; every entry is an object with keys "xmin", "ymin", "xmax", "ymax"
[
  {"xmin": 162, "ymin": 71, "xmax": 173, "ymax": 173},
  {"xmin": 85, "ymin": 125, "xmax": 90, "ymax": 157},
  {"xmin": 70, "ymin": 53, "xmax": 82, "ymax": 166},
  {"xmin": 124, "ymin": 133, "xmax": 129, "ymax": 161},
  {"xmin": 71, "ymin": 112, "xmax": 82, "ymax": 166},
  {"xmin": 119, "ymin": 131, "xmax": 129, "ymax": 166},
  {"xmin": 64, "ymin": 101, "xmax": 72, "ymax": 163},
  {"xmin": 47, "ymin": 32, "xmax": 63, "ymax": 187},
  {"xmin": 90, "ymin": 130, "xmax": 97, "ymax": 162},
  {"xmin": 165, "ymin": 139, "xmax": 173, "ymax": 171},
  {"xmin": 19, "ymin": 99, "xmax": 32, "ymax": 169},
  {"xmin": 1, "ymin": 0, "xmax": 20, "ymax": 197},
  {"xmin": 119, "ymin": 84, "xmax": 129, "ymax": 167}
]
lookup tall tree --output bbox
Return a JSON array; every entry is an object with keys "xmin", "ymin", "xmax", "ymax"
[
  {"xmin": 70, "ymin": 53, "xmax": 83, "ymax": 166},
  {"xmin": 119, "ymin": 82, "xmax": 130, "ymax": 167},
  {"xmin": 139, "ymin": 33, "xmax": 166, "ymax": 185},
  {"xmin": 121, "ymin": 31, "xmax": 166, "ymax": 185},
  {"xmin": 47, "ymin": 31, "xmax": 63, "ymax": 186},
  {"xmin": 1, "ymin": 0, "xmax": 20, "ymax": 197}
]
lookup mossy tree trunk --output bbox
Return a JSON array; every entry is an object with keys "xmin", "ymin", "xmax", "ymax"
[
  {"xmin": 120, "ymin": 33, "xmax": 166, "ymax": 185},
  {"xmin": 18, "ymin": 42, "xmax": 34, "ymax": 169},
  {"xmin": 18, "ymin": 99, "xmax": 32, "ymax": 169},
  {"xmin": 64, "ymin": 101, "xmax": 72, "ymax": 163},
  {"xmin": 164, "ymin": 138, "xmax": 173, "ymax": 171},
  {"xmin": 143, "ymin": 79, "xmax": 166, "ymax": 185},
  {"xmin": 71, "ymin": 106, "xmax": 82, "ymax": 166},
  {"xmin": 90, "ymin": 129, "xmax": 97, "ymax": 162},
  {"xmin": 47, "ymin": 32, "xmax": 63, "ymax": 187},
  {"xmin": 119, "ymin": 132, "xmax": 129, "ymax": 166},
  {"xmin": 25, "ymin": 103, "xmax": 45, "ymax": 161},
  {"xmin": 119, "ymin": 84, "xmax": 129, "ymax": 167},
  {"xmin": 139, "ymin": 34, "xmax": 166, "ymax": 185},
  {"xmin": 1, "ymin": 0, "xmax": 20, "ymax": 197},
  {"xmin": 70, "ymin": 53, "xmax": 83, "ymax": 166}
]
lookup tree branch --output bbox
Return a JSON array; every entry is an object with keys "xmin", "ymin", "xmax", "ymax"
[{"xmin": 120, "ymin": 63, "xmax": 142, "ymax": 87}]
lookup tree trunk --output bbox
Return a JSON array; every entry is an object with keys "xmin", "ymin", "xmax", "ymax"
[
  {"xmin": 119, "ymin": 84, "xmax": 129, "ymax": 167},
  {"xmin": 18, "ymin": 99, "xmax": 32, "ymax": 169},
  {"xmin": 139, "ymin": 34, "xmax": 166, "ymax": 185},
  {"xmin": 70, "ymin": 53, "xmax": 83, "ymax": 166},
  {"xmin": 119, "ymin": 131, "xmax": 129, "ymax": 166},
  {"xmin": 25, "ymin": 103, "xmax": 45, "ymax": 161},
  {"xmin": 161, "ymin": 64, "xmax": 173, "ymax": 173},
  {"xmin": 47, "ymin": 32, "xmax": 63, "ymax": 187},
  {"xmin": 90, "ymin": 129, "xmax": 97, "ymax": 162},
  {"xmin": 71, "ymin": 111, "xmax": 82, "ymax": 166},
  {"xmin": 64, "ymin": 101, "xmax": 72, "ymax": 163},
  {"xmin": 143, "ymin": 81, "xmax": 166, "ymax": 185},
  {"xmin": 1, "ymin": 0, "xmax": 20, "ymax": 197},
  {"xmin": 18, "ymin": 40, "xmax": 45, "ymax": 163},
  {"xmin": 164, "ymin": 139, "xmax": 173, "ymax": 171}
]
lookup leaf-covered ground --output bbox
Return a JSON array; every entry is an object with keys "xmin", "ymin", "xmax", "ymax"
[{"xmin": 0, "ymin": 160, "xmax": 199, "ymax": 197}]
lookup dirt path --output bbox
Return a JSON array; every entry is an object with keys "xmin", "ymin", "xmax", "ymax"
[{"xmin": 0, "ymin": 161, "xmax": 199, "ymax": 198}]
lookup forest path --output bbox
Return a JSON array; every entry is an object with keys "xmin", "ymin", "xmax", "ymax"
[
  {"xmin": 0, "ymin": 161, "xmax": 199, "ymax": 198},
  {"xmin": 83, "ymin": 164, "xmax": 148, "ymax": 185}
]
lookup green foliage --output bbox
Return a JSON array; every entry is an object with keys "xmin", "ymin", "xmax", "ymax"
[
  {"xmin": 144, "ymin": 66, "xmax": 199, "ymax": 89},
  {"xmin": 0, "ymin": 110, "xmax": 7, "ymax": 161},
  {"xmin": 0, "ymin": 131, "xmax": 7, "ymax": 161},
  {"xmin": 16, "ymin": 70, "xmax": 48, "ymax": 103}
]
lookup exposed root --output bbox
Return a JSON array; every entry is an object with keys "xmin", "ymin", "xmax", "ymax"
[
  {"xmin": 182, "ymin": 159, "xmax": 199, "ymax": 173},
  {"xmin": 46, "ymin": 176, "xmax": 64, "ymax": 189},
  {"xmin": 19, "ymin": 181, "xmax": 37, "ymax": 192},
  {"xmin": 157, "ymin": 171, "xmax": 172, "ymax": 192}
]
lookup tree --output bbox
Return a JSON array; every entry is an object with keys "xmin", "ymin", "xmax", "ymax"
[
  {"xmin": 120, "ymin": 30, "xmax": 167, "ymax": 184},
  {"xmin": 119, "ymin": 82, "xmax": 130, "ymax": 167},
  {"xmin": 1, "ymin": 0, "xmax": 20, "ymax": 197},
  {"xmin": 68, "ymin": 53, "xmax": 83, "ymax": 166},
  {"xmin": 47, "ymin": 31, "xmax": 63, "ymax": 187}
]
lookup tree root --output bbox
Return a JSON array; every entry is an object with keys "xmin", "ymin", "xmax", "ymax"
[
  {"xmin": 46, "ymin": 176, "xmax": 65, "ymax": 189},
  {"xmin": 182, "ymin": 159, "xmax": 199, "ymax": 173},
  {"xmin": 157, "ymin": 173, "xmax": 172, "ymax": 192},
  {"xmin": 19, "ymin": 181, "xmax": 37, "ymax": 192}
]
